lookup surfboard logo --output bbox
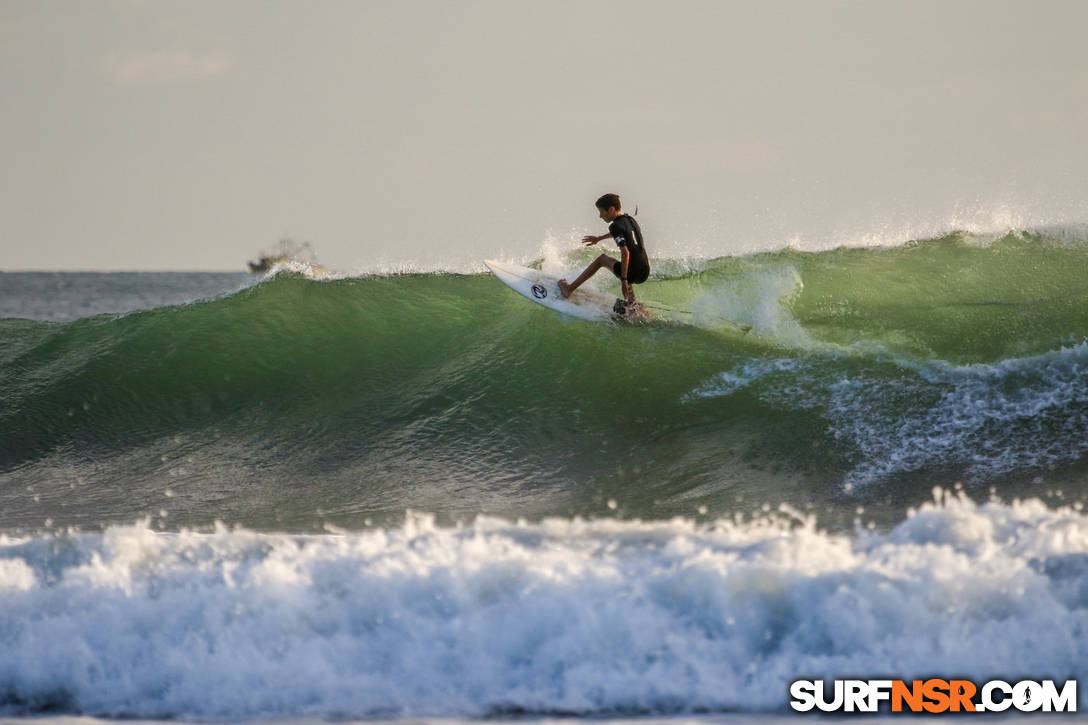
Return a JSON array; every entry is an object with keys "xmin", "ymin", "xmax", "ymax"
[{"xmin": 531, "ymin": 283, "xmax": 548, "ymax": 299}]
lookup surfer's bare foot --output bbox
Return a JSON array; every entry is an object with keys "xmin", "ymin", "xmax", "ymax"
[{"xmin": 558, "ymin": 279, "xmax": 572, "ymax": 298}]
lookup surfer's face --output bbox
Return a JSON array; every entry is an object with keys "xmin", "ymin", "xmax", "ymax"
[{"xmin": 598, "ymin": 206, "xmax": 621, "ymax": 223}]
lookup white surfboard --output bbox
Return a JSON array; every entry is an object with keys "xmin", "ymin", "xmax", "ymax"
[{"xmin": 484, "ymin": 259, "xmax": 638, "ymax": 321}]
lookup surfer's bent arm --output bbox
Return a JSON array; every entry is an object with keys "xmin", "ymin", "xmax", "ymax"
[{"xmin": 620, "ymin": 247, "xmax": 633, "ymax": 301}]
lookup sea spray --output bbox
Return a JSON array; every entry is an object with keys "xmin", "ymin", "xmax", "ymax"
[{"xmin": 0, "ymin": 491, "xmax": 1085, "ymax": 718}]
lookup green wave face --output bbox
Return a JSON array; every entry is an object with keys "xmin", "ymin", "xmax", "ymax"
[
  {"xmin": 786, "ymin": 233, "xmax": 1088, "ymax": 362},
  {"xmin": 3, "ymin": 232, "xmax": 1088, "ymax": 530}
]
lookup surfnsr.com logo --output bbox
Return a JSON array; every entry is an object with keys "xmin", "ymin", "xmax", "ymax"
[{"xmin": 790, "ymin": 679, "xmax": 1077, "ymax": 713}]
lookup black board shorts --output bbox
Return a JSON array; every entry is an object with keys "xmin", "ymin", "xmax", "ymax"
[{"xmin": 611, "ymin": 258, "xmax": 650, "ymax": 285}]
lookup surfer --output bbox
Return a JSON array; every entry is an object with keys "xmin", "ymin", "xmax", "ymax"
[{"xmin": 558, "ymin": 194, "xmax": 650, "ymax": 315}]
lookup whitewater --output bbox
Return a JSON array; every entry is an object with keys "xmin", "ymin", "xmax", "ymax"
[
  {"xmin": 3, "ymin": 227, "xmax": 1088, "ymax": 720},
  {"xmin": 0, "ymin": 492, "xmax": 1084, "ymax": 719}
]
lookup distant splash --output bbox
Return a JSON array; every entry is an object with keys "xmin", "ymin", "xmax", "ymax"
[{"xmin": 0, "ymin": 491, "xmax": 1084, "ymax": 719}]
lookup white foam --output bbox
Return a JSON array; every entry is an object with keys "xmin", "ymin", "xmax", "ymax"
[
  {"xmin": 1, "ymin": 495, "xmax": 1086, "ymax": 719},
  {"xmin": 832, "ymin": 342, "xmax": 1088, "ymax": 485},
  {"xmin": 683, "ymin": 358, "xmax": 814, "ymax": 403},
  {"xmin": 684, "ymin": 341, "xmax": 1088, "ymax": 487}
]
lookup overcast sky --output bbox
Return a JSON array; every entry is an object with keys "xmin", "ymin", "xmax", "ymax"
[{"xmin": 2, "ymin": 0, "xmax": 1088, "ymax": 271}]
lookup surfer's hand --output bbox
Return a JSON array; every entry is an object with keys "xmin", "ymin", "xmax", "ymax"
[{"xmin": 581, "ymin": 235, "xmax": 600, "ymax": 246}]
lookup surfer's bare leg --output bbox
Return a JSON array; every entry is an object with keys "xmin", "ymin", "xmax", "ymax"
[{"xmin": 559, "ymin": 253, "xmax": 619, "ymax": 298}]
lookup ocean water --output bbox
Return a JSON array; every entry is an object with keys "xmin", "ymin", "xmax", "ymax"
[{"xmin": 2, "ymin": 230, "xmax": 1088, "ymax": 720}]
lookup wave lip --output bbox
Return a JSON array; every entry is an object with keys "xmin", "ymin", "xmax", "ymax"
[{"xmin": 0, "ymin": 492, "xmax": 1085, "ymax": 719}]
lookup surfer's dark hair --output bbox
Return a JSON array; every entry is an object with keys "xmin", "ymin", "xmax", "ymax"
[{"xmin": 595, "ymin": 193, "xmax": 621, "ymax": 211}]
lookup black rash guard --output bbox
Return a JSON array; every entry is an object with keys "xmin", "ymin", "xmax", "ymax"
[{"xmin": 608, "ymin": 214, "xmax": 650, "ymax": 284}]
